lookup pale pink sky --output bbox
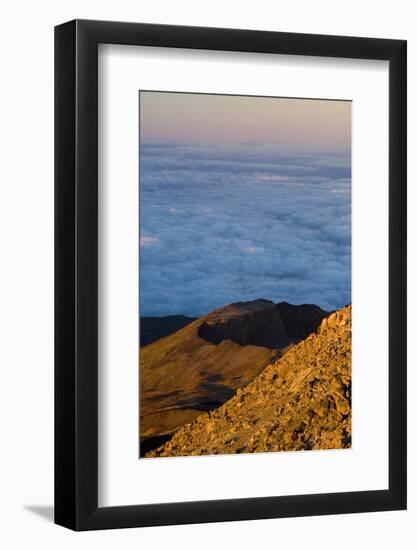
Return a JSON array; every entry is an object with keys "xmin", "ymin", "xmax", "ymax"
[{"xmin": 140, "ymin": 91, "xmax": 351, "ymax": 152}]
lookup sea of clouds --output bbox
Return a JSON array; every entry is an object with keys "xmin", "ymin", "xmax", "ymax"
[{"xmin": 139, "ymin": 143, "xmax": 351, "ymax": 317}]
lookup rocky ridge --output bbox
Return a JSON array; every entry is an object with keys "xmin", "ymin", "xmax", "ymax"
[{"xmin": 146, "ymin": 305, "xmax": 351, "ymax": 457}]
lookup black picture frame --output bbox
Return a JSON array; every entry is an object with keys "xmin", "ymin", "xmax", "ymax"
[{"xmin": 55, "ymin": 19, "xmax": 407, "ymax": 531}]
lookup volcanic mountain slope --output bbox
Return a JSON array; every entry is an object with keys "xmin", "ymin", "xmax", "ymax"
[
  {"xmin": 140, "ymin": 315, "xmax": 196, "ymax": 347},
  {"xmin": 140, "ymin": 299, "xmax": 327, "ymax": 454},
  {"xmin": 146, "ymin": 305, "xmax": 351, "ymax": 457}
]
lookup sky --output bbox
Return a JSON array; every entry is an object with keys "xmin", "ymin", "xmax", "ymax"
[
  {"xmin": 139, "ymin": 92, "xmax": 351, "ymax": 317},
  {"xmin": 140, "ymin": 92, "xmax": 351, "ymax": 151}
]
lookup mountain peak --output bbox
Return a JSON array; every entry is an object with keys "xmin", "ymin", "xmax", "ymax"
[{"xmin": 198, "ymin": 299, "xmax": 328, "ymax": 349}]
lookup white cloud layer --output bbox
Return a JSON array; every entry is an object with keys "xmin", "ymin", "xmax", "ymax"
[{"xmin": 139, "ymin": 143, "xmax": 351, "ymax": 317}]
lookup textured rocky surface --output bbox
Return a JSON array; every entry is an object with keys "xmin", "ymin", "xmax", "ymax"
[
  {"xmin": 146, "ymin": 305, "xmax": 351, "ymax": 457},
  {"xmin": 140, "ymin": 299, "xmax": 328, "ymax": 454}
]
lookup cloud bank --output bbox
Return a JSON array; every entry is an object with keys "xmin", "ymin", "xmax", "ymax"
[{"xmin": 140, "ymin": 143, "xmax": 351, "ymax": 317}]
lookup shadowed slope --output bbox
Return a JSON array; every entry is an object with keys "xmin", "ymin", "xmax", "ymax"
[{"xmin": 198, "ymin": 299, "xmax": 328, "ymax": 348}]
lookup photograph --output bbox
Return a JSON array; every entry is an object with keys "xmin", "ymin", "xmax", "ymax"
[
  {"xmin": 139, "ymin": 91, "xmax": 352, "ymax": 458},
  {"xmin": 0, "ymin": 1, "xmax": 409, "ymax": 541}
]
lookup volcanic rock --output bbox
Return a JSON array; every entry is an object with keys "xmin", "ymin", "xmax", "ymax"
[{"xmin": 146, "ymin": 305, "xmax": 351, "ymax": 457}]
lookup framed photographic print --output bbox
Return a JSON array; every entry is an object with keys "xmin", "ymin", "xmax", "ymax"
[{"xmin": 55, "ymin": 20, "xmax": 407, "ymax": 530}]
